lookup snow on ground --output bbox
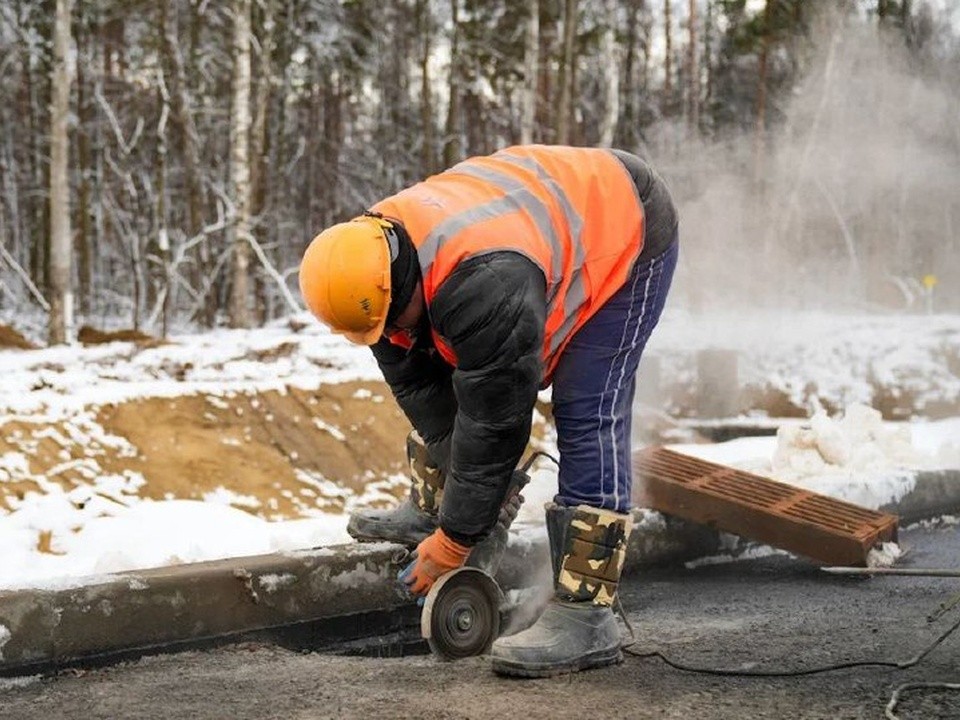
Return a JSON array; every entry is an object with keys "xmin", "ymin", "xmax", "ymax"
[
  {"xmin": 1, "ymin": 312, "xmax": 958, "ymax": 588},
  {"xmin": 0, "ymin": 313, "xmax": 381, "ymax": 419},
  {"xmin": 647, "ymin": 310, "xmax": 960, "ymax": 417},
  {"xmin": 0, "ymin": 469, "xmax": 412, "ymax": 589}
]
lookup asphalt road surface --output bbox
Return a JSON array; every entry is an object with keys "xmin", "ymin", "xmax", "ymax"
[{"xmin": 2, "ymin": 521, "xmax": 958, "ymax": 720}]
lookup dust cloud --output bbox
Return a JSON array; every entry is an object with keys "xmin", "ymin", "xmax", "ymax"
[{"xmin": 659, "ymin": 8, "xmax": 960, "ymax": 314}]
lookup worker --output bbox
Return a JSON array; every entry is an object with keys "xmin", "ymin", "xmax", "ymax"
[{"xmin": 299, "ymin": 145, "xmax": 678, "ymax": 677}]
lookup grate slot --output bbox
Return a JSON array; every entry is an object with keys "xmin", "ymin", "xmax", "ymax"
[{"xmin": 792, "ymin": 495, "xmax": 882, "ymax": 523}]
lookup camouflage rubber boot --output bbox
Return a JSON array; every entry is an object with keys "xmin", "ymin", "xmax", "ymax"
[
  {"xmin": 346, "ymin": 431, "xmax": 442, "ymax": 546},
  {"xmin": 490, "ymin": 503, "xmax": 632, "ymax": 678}
]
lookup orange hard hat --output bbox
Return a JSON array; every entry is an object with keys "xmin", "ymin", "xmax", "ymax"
[{"xmin": 299, "ymin": 215, "xmax": 394, "ymax": 345}]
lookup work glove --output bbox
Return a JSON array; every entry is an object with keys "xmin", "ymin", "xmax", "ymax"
[
  {"xmin": 399, "ymin": 527, "xmax": 471, "ymax": 597},
  {"xmin": 497, "ymin": 478, "xmax": 526, "ymax": 530}
]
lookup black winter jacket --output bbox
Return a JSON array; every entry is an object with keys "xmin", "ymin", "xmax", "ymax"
[{"xmin": 372, "ymin": 253, "xmax": 546, "ymax": 545}]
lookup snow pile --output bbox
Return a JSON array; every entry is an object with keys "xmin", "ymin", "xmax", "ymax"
[
  {"xmin": 867, "ymin": 542, "xmax": 903, "ymax": 568},
  {"xmin": 773, "ymin": 405, "xmax": 919, "ymax": 474},
  {"xmin": 673, "ymin": 405, "xmax": 960, "ymax": 510},
  {"xmin": 769, "ymin": 404, "xmax": 921, "ymax": 507}
]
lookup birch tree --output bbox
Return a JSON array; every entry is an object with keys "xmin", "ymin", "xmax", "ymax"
[
  {"xmin": 48, "ymin": 0, "xmax": 74, "ymax": 344},
  {"xmin": 597, "ymin": 0, "xmax": 619, "ymax": 147},
  {"xmin": 229, "ymin": 0, "xmax": 253, "ymax": 329}
]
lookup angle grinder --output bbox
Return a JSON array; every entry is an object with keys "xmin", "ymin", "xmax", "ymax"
[
  {"xmin": 410, "ymin": 452, "xmax": 557, "ymax": 660},
  {"xmin": 421, "ymin": 566, "xmax": 503, "ymax": 660}
]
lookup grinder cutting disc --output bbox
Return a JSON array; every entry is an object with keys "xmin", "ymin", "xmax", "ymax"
[{"xmin": 422, "ymin": 567, "xmax": 503, "ymax": 660}]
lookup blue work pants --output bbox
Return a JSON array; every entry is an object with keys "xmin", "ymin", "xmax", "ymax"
[{"xmin": 551, "ymin": 238, "xmax": 678, "ymax": 513}]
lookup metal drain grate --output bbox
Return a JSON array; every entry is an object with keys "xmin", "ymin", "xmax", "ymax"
[{"xmin": 633, "ymin": 447, "xmax": 899, "ymax": 566}]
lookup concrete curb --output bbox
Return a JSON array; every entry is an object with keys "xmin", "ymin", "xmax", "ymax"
[
  {"xmin": 882, "ymin": 469, "xmax": 960, "ymax": 524},
  {"xmin": 0, "ymin": 513, "xmax": 720, "ymax": 676},
  {"xmin": 1, "ymin": 469, "xmax": 956, "ymax": 676},
  {"xmin": 0, "ymin": 543, "xmax": 409, "ymax": 676}
]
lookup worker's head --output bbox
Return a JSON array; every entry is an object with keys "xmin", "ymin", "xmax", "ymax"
[{"xmin": 299, "ymin": 214, "xmax": 422, "ymax": 345}]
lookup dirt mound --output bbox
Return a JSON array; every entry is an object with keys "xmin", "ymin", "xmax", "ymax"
[
  {"xmin": 94, "ymin": 382, "xmax": 410, "ymax": 517},
  {"xmin": 0, "ymin": 381, "xmax": 414, "ymax": 518},
  {"xmin": 0, "ymin": 324, "xmax": 36, "ymax": 350},
  {"xmin": 0, "ymin": 376, "xmax": 553, "ymax": 521},
  {"xmin": 78, "ymin": 325, "xmax": 161, "ymax": 346}
]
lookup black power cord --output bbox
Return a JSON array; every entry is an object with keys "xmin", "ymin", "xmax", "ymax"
[
  {"xmin": 615, "ymin": 596, "xmax": 960, "ymax": 716},
  {"xmin": 521, "ymin": 451, "xmax": 560, "ymax": 473},
  {"xmin": 621, "ymin": 610, "xmax": 960, "ymax": 677}
]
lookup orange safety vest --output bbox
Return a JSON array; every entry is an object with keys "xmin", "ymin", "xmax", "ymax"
[{"xmin": 373, "ymin": 145, "xmax": 645, "ymax": 383}]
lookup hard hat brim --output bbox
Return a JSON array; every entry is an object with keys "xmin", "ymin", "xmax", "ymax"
[{"xmin": 341, "ymin": 317, "xmax": 388, "ymax": 346}]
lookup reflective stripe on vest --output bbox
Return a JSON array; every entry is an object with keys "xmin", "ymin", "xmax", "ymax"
[{"xmin": 374, "ymin": 145, "xmax": 644, "ymax": 384}]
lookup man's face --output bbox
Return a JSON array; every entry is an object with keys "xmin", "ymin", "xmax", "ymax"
[{"xmin": 384, "ymin": 281, "xmax": 426, "ymax": 346}]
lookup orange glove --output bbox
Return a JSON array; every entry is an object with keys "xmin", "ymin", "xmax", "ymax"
[{"xmin": 400, "ymin": 528, "xmax": 471, "ymax": 597}]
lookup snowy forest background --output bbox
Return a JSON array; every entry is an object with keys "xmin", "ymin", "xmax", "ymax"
[{"xmin": 1, "ymin": 0, "xmax": 959, "ymax": 344}]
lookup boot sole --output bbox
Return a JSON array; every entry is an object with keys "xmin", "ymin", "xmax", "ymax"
[
  {"xmin": 491, "ymin": 647, "xmax": 623, "ymax": 679},
  {"xmin": 346, "ymin": 521, "xmax": 434, "ymax": 547},
  {"xmin": 346, "ymin": 529, "xmax": 421, "ymax": 546}
]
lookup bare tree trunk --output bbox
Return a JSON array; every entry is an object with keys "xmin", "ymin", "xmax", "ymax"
[
  {"xmin": 156, "ymin": 67, "xmax": 172, "ymax": 337},
  {"xmin": 704, "ymin": 0, "xmax": 714, "ymax": 113},
  {"xmin": 48, "ymin": 0, "xmax": 74, "ymax": 345},
  {"xmin": 640, "ymin": 7, "xmax": 653, "ymax": 94},
  {"xmin": 229, "ymin": 0, "xmax": 253, "ymax": 329},
  {"xmin": 74, "ymin": 0, "xmax": 94, "ymax": 316},
  {"xmin": 463, "ymin": 78, "xmax": 489, "ymax": 156},
  {"xmin": 250, "ymin": 0, "xmax": 276, "ymax": 324},
  {"xmin": 520, "ymin": 0, "xmax": 539, "ymax": 145},
  {"xmin": 556, "ymin": 0, "xmax": 578, "ymax": 144},
  {"xmin": 443, "ymin": 0, "xmax": 462, "ymax": 168},
  {"xmin": 687, "ymin": 0, "xmax": 700, "ymax": 132},
  {"xmin": 250, "ymin": 0, "xmax": 275, "ymax": 224},
  {"xmin": 536, "ymin": 7, "xmax": 556, "ymax": 143},
  {"xmin": 663, "ymin": 0, "xmax": 673, "ymax": 113},
  {"xmin": 598, "ymin": 0, "xmax": 619, "ymax": 147},
  {"xmin": 754, "ymin": 0, "xmax": 773, "ymax": 187},
  {"xmin": 161, "ymin": 0, "xmax": 209, "ymax": 324},
  {"xmin": 616, "ymin": 0, "xmax": 640, "ymax": 148},
  {"xmin": 24, "ymin": 1, "xmax": 52, "ymax": 294},
  {"xmin": 416, "ymin": 0, "xmax": 437, "ymax": 173}
]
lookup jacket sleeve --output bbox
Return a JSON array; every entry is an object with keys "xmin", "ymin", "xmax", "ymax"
[
  {"xmin": 430, "ymin": 253, "xmax": 547, "ymax": 545},
  {"xmin": 370, "ymin": 336, "xmax": 458, "ymax": 469}
]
